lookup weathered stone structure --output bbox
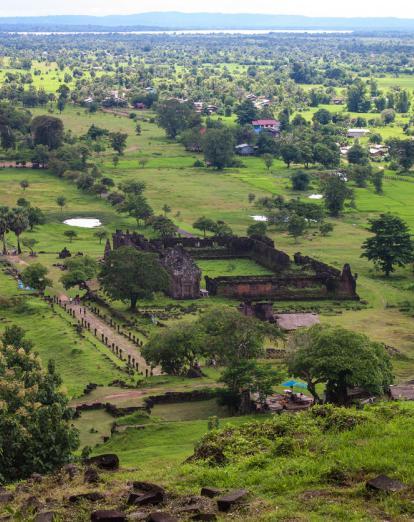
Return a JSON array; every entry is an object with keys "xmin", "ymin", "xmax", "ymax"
[
  {"xmin": 159, "ymin": 246, "xmax": 201, "ymax": 299},
  {"xmin": 107, "ymin": 231, "xmax": 358, "ymax": 302},
  {"xmin": 107, "ymin": 230, "xmax": 201, "ymax": 299}
]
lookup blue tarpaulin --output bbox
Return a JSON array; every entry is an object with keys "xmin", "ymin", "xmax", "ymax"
[{"xmin": 282, "ymin": 380, "xmax": 308, "ymax": 389}]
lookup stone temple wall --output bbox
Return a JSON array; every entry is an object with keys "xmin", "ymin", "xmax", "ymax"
[{"xmin": 108, "ymin": 231, "xmax": 358, "ymax": 301}]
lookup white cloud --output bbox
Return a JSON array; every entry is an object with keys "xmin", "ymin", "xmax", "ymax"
[{"xmin": 2, "ymin": 0, "xmax": 414, "ymax": 18}]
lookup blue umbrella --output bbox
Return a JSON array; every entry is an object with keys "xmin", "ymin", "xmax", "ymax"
[{"xmin": 282, "ymin": 380, "xmax": 308, "ymax": 389}]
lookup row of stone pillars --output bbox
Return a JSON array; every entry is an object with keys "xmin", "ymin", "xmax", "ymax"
[
  {"xmin": 87, "ymin": 306, "xmax": 144, "ymax": 347},
  {"xmin": 49, "ymin": 296, "xmax": 150, "ymax": 374}
]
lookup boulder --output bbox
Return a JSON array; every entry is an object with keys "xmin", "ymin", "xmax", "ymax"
[
  {"xmin": 0, "ymin": 493, "xmax": 13, "ymax": 504},
  {"xmin": 366, "ymin": 475, "xmax": 407, "ymax": 493},
  {"xmin": 87, "ymin": 454, "xmax": 119, "ymax": 471},
  {"xmin": 200, "ymin": 487, "xmax": 221, "ymax": 498},
  {"xmin": 21, "ymin": 495, "xmax": 44, "ymax": 513},
  {"xmin": 217, "ymin": 489, "xmax": 248, "ymax": 512},
  {"xmin": 127, "ymin": 490, "xmax": 164, "ymax": 507},
  {"xmin": 69, "ymin": 492, "xmax": 105, "ymax": 503},
  {"xmin": 63, "ymin": 464, "xmax": 78, "ymax": 480},
  {"xmin": 84, "ymin": 466, "xmax": 100, "ymax": 484},
  {"xmin": 91, "ymin": 510, "xmax": 127, "ymax": 521},
  {"xmin": 133, "ymin": 482, "xmax": 165, "ymax": 495},
  {"xmin": 146, "ymin": 513, "xmax": 177, "ymax": 522},
  {"xmin": 191, "ymin": 515, "xmax": 217, "ymax": 521}
]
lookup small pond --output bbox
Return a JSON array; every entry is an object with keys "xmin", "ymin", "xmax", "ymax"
[
  {"xmin": 308, "ymin": 194, "xmax": 323, "ymax": 200},
  {"xmin": 63, "ymin": 218, "xmax": 102, "ymax": 228},
  {"xmin": 251, "ymin": 215, "xmax": 268, "ymax": 222}
]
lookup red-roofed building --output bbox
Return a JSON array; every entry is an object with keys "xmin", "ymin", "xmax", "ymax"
[{"xmin": 252, "ymin": 119, "xmax": 281, "ymax": 135}]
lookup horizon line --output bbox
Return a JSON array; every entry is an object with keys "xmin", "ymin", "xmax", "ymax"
[{"xmin": 0, "ymin": 11, "xmax": 413, "ymax": 21}]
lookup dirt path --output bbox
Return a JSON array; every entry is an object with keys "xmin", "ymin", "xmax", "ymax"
[
  {"xmin": 5, "ymin": 255, "xmax": 28, "ymax": 266},
  {"xmin": 61, "ymin": 298, "xmax": 159, "ymax": 376}
]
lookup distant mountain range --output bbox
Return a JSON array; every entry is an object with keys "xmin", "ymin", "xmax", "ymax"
[{"xmin": 1, "ymin": 12, "xmax": 414, "ymax": 31}]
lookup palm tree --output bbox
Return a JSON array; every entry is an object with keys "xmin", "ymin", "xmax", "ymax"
[
  {"xmin": 56, "ymin": 196, "xmax": 66, "ymax": 214},
  {"xmin": 0, "ymin": 206, "xmax": 11, "ymax": 255},
  {"xmin": 9, "ymin": 207, "xmax": 29, "ymax": 255}
]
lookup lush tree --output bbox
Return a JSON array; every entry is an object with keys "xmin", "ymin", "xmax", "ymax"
[
  {"xmin": 9, "ymin": 207, "xmax": 29, "ymax": 254},
  {"xmin": 235, "ymin": 99, "xmax": 258, "ymax": 125},
  {"xmin": 142, "ymin": 322, "xmax": 203, "ymax": 375},
  {"xmin": 118, "ymin": 180, "xmax": 146, "ymax": 195},
  {"xmin": 21, "ymin": 237, "xmax": 38, "ymax": 255},
  {"xmin": 203, "ymin": 127, "xmax": 235, "ymax": 169},
  {"xmin": 387, "ymin": 138, "xmax": 414, "ymax": 171},
  {"xmin": 31, "ymin": 115, "xmax": 64, "ymax": 149},
  {"xmin": 21, "ymin": 263, "xmax": 51, "ymax": 293},
  {"xmin": 147, "ymin": 215, "xmax": 177, "ymax": 238},
  {"xmin": 313, "ymin": 108, "xmax": 332, "ymax": 125},
  {"xmin": 27, "ymin": 206, "xmax": 45, "ymax": 230},
  {"xmin": 319, "ymin": 222, "xmax": 334, "ymax": 236},
  {"xmin": 247, "ymin": 222, "xmax": 267, "ymax": 237},
  {"xmin": 395, "ymin": 89, "xmax": 410, "ymax": 113},
  {"xmin": 313, "ymin": 143, "xmax": 340, "ymax": 168},
  {"xmin": 361, "ymin": 213, "xmax": 413, "ymax": 276},
  {"xmin": 155, "ymin": 99, "xmax": 201, "ymax": 139},
  {"xmin": 193, "ymin": 216, "xmax": 217, "ymax": 238},
  {"xmin": 30, "ymin": 144, "xmax": 49, "ymax": 168},
  {"xmin": 109, "ymin": 132, "xmax": 128, "ymax": 155},
  {"xmin": 280, "ymin": 143, "xmax": 301, "ymax": 168},
  {"xmin": 287, "ymin": 325, "xmax": 393, "ymax": 405},
  {"xmin": 346, "ymin": 80, "xmax": 371, "ymax": 113},
  {"xmin": 117, "ymin": 194, "xmax": 153, "ymax": 227},
  {"xmin": 288, "ymin": 214, "xmax": 307, "ymax": 242},
  {"xmin": 94, "ymin": 229, "xmax": 108, "ymax": 244},
  {"xmin": 17, "ymin": 196, "xmax": 30, "ymax": 208},
  {"xmin": 198, "ymin": 307, "xmax": 282, "ymax": 363},
  {"xmin": 291, "ymin": 170, "xmax": 310, "ymax": 191},
  {"xmin": 56, "ymin": 196, "xmax": 66, "ymax": 213},
  {"xmin": 99, "ymin": 246, "xmax": 169, "ymax": 310},
  {"xmin": 347, "ymin": 164, "xmax": 372, "ymax": 188},
  {"xmin": 371, "ymin": 170, "xmax": 384, "ymax": 194},
  {"xmin": 322, "ymin": 177, "xmax": 354, "ymax": 217},
  {"xmin": 0, "ymin": 206, "xmax": 10, "ymax": 255},
  {"xmin": 20, "ymin": 180, "xmax": 29, "ymax": 191},
  {"xmin": 63, "ymin": 230, "xmax": 77, "ymax": 243},
  {"xmin": 347, "ymin": 143, "xmax": 369, "ymax": 165},
  {"xmin": 60, "ymin": 255, "xmax": 99, "ymax": 290},
  {"xmin": 0, "ymin": 327, "xmax": 79, "ymax": 481},
  {"xmin": 381, "ymin": 108, "xmax": 396, "ymax": 125},
  {"xmin": 262, "ymin": 153, "xmax": 274, "ymax": 171}
]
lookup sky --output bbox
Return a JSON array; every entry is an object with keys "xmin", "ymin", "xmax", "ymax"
[{"xmin": 1, "ymin": 0, "xmax": 414, "ymax": 18}]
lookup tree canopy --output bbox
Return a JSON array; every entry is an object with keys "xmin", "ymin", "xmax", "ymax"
[
  {"xmin": 99, "ymin": 246, "xmax": 169, "ymax": 310},
  {"xmin": 287, "ymin": 325, "xmax": 393, "ymax": 405}
]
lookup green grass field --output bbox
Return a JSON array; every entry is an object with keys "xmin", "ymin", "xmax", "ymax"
[{"xmin": 1, "ymin": 104, "xmax": 414, "ymax": 381}]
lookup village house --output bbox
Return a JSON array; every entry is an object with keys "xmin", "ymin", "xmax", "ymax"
[
  {"xmin": 235, "ymin": 143, "xmax": 256, "ymax": 156},
  {"xmin": 369, "ymin": 144, "xmax": 389, "ymax": 158},
  {"xmin": 347, "ymin": 128, "xmax": 371, "ymax": 138},
  {"xmin": 252, "ymin": 119, "xmax": 281, "ymax": 135}
]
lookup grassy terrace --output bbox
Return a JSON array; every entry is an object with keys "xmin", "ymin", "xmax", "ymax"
[{"xmin": 0, "ymin": 103, "xmax": 414, "ymax": 380}]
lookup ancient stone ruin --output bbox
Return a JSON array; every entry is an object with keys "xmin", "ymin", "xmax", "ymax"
[{"xmin": 106, "ymin": 231, "xmax": 358, "ymax": 302}]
